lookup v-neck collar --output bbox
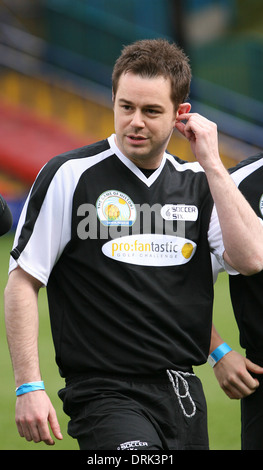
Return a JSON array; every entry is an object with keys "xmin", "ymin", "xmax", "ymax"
[{"xmin": 108, "ymin": 134, "xmax": 167, "ymax": 188}]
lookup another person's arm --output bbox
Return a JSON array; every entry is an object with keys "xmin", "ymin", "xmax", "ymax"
[
  {"xmin": 209, "ymin": 325, "xmax": 263, "ymax": 399},
  {"xmin": 0, "ymin": 194, "xmax": 13, "ymax": 235}
]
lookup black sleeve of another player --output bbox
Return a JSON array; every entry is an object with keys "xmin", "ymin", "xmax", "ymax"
[{"xmin": 0, "ymin": 194, "xmax": 13, "ymax": 236}]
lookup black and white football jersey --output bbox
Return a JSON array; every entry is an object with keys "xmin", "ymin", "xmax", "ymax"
[
  {"xmin": 228, "ymin": 154, "xmax": 263, "ymax": 362},
  {"xmin": 10, "ymin": 135, "xmax": 227, "ymax": 378}
]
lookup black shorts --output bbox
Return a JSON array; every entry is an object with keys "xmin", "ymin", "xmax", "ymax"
[{"xmin": 58, "ymin": 370, "xmax": 209, "ymax": 450}]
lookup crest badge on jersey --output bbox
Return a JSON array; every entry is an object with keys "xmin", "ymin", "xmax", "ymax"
[
  {"xmin": 259, "ymin": 194, "xmax": 263, "ymax": 218},
  {"xmin": 96, "ymin": 190, "xmax": 136, "ymax": 226}
]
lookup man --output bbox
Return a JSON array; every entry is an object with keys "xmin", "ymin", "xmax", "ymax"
[
  {"xmin": 4, "ymin": 39, "xmax": 263, "ymax": 450},
  {"xmin": 208, "ymin": 153, "xmax": 263, "ymax": 450}
]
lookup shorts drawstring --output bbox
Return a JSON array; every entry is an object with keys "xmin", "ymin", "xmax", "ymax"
[{"xmin": 166, "ymin": 369, "xmax": 196, "ymax": 418}]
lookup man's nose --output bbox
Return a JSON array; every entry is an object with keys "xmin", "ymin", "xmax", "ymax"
[{"xmin": 130, "ymin": 110, "xmax": 145, "ymax": 128}]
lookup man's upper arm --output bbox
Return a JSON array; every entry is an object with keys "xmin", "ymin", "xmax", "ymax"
[{"xmin": 7, "ymin": 266, "xmax": 43, "ymax": 294}]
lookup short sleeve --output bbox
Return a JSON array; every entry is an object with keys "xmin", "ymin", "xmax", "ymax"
[
  {"xmin": 9, "ymin": 165, "xmax": 73, "ymax": 286},
  {"xmin": 207, "ymin": 205, "xmax": 239, "ymax": 275}
]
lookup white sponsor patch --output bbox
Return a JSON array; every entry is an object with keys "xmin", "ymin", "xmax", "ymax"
[
  {"xmin": 102, "ymin": 234, "xmax": 196, "ymax": 266},
  {"xmin": 161, "ymin": 204, "xmax": 198, "ymax": 221}
]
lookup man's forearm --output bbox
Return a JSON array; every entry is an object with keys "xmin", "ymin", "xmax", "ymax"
[
  {"xmin": 209, "ymin": 324, "xmax": 224, "ymax": 355},
  {"xmin": 4, "ymin": 267, "xmax": 42, "ymax": 387},
  {"xmin": 175, "ymin": 113, "xmax": 263, "ymax": 275}
]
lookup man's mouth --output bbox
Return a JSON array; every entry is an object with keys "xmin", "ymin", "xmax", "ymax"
[{"xmin": 127, "ymin": 135, "xmax": 147, "ymax": 142}]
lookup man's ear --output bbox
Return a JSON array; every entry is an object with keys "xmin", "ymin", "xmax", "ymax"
[{"xmin": 176, "ymin": 102, "xmax": 191, "ymax": 118}]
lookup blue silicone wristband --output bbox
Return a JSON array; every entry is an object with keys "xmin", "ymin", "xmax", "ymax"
[
  {"xmin": 16, "ymin": 381, "xmax": 45, "ymax": 396},
  {"xmin": 208, "ymin": 343, "xmax": 232, "ymax": 367}
]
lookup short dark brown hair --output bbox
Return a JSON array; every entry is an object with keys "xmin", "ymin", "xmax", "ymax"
[{"xmin": 112, "ymin": 38, "xmax": 191, "ymax": 108}]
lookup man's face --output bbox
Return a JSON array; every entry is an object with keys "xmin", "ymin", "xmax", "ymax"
[{"xmin": 113, "ymin": 72, "xmax": 177, "ymax": 169}]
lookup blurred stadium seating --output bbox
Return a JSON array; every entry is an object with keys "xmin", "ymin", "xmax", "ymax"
[{"xmin": 0, "ymin": 0, "xmax": 262, "ymax": 227}]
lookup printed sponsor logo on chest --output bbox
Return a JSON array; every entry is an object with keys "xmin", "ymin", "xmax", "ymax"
[
  {"xmin": 102, "ymin": 234, "xmax": 196, "ymax": 267},
  {"xmin": 95, "ymin": 190, "xmax": 197, "ymax": 266},
  {"xmin": 96, "ymin": 190, "xmax": 136, "ymax": 226},
  {"xmin": 161, "ymin": 204, "xmax": 198, "ymax": 221}
]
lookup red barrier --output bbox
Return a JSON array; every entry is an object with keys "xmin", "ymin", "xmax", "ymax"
[{"xmin": 0, "ymin": 102, "xmax": 90, "ymax": 184}]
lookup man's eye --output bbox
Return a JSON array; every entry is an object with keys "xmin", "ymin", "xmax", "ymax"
[{"xmin": 146, "ymin": 109, "xmax": 159, "ymax": 115}]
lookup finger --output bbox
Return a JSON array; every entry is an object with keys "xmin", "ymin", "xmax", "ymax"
[
  {"xmin": 27, "ymin": 424, "xmax": 42, "ymax": 443},
  {"xmin": 17, "ymin": 422, "xmax": 30, "ymax": 441},
  {"xmin": 177, "ymin": 113, "xmax": 210, "ymax": 126},
  {"xmin": 242, "ymin": 374, "xmax": 260, "ymax": 392},
  {"xmin": 223, "ymin": 375, "xmax": 259, "ymax": 399},
  {"xmin": 175, "ymin": 114, "xmax": 207, "ymax": 140},
  {"xmin": 175, "ymin": 119, "xmax": 198, "ymax": 142},
  {"xmin": 176, "ymin": 112, "xmax": 195, "ymax": 121},
  {"xmin": 20, "ymin": 414, "xmax": 55, "ymax": 445},
  {"xmin": 48, "ymin": 406, "xmax": 63, "ymax": 441},
  {"xmin": 16, "ymin": 416, "xmax": 32, "ymax": 441},
  {"xmin": 18, "ymin": 418, "xmax": 52, "ymax": 444},
  {"xmin": 174, "ymin": 121, "xmax": 185, "ymax": 135},
  {"xmin": 222, "ymin": 383, "xmax": 257, "ymax": 400},
  {"xmin": 222, "ymin": 387, "xmax": 241, "ymax": 400},
  {"xmin": 17, "ymin": 421, "xmax": 35, "ymax": 442},
  {"xmin": 39, "ymin": 422, "xmax": 55, "ymax": 446},
  {"xmin": 245, "ymin": 358, "xmax": 263, "ymax": 375},
  {"xmin": 44, "ymin": 437, "xmax": 55, "ymax": 446}
]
